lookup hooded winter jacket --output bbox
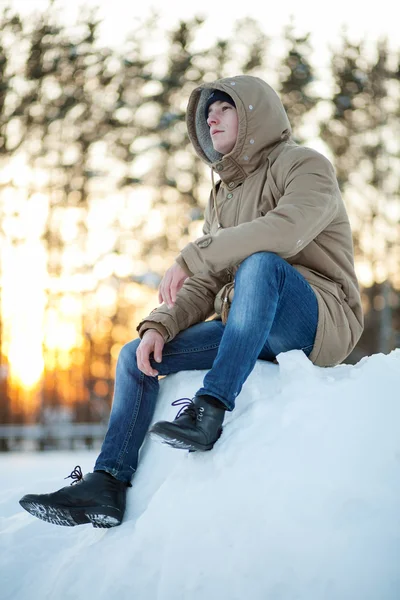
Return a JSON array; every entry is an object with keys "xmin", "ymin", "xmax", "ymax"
[{"xmin": 137, "ymin": 75, "xmax": 364, "ymax": 367}]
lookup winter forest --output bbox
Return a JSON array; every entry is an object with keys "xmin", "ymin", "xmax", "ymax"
[{"xmin": 0, "ymin": 2, "xmax": 399, "ymax": 442}]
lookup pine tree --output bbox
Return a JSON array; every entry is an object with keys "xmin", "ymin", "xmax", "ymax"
[{"xmin": 279, "ymin": 23, "xmax": 317, "ymax": 140}]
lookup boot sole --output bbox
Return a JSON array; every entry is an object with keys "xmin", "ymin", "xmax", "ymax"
[
  {"xmin": 150, "ymin": 425, "xmax": 222, "ymax": 452},
  {"xmin": 19, "ymin": 499, "xmax": 122, "ymax": 528}
]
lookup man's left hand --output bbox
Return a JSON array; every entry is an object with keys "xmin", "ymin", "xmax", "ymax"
[{"xmin": 158, "ymin": 263, "xmax": 189, "ymax": 308}]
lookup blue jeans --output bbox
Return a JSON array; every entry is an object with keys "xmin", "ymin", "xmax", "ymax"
[{"xmin": 94, "ymin": 252, "xmax": 318, "ymax": 482}]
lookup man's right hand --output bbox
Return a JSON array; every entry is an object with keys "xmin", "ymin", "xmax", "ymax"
[{"xmin": 136, "ymin": 329, "xmax": 165, "ymax": 377}]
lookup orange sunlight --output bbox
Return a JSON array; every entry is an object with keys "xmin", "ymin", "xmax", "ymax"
[{"xmin": 2, "ymin": 240, "xmax": 47, "ymax": 390}]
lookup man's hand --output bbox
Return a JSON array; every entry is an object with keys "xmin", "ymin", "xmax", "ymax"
[
  {"xmin": 158, "ymin": 262, "xmax": 188, "ymax": 308},
  {"xmin": 136, "ymin": 329, "xmax": 165, "ymax": 377}
]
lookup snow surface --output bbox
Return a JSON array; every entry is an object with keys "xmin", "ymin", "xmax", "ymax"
[{"xmin": 1, "ymin": 349, "xmax": 400, "ymax": 600}]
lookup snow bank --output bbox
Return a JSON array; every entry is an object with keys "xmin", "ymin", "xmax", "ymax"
[{"xmin": 1, "ymin": 349, "xmax": 400, "ymax": 600}]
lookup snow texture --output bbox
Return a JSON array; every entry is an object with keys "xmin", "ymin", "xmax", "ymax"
[{"xmin": 1, "ymin": 349, "xmax": 400, "ymax": 600}]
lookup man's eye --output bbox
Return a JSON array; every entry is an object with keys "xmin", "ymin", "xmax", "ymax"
[{"xmin": 222, "ymin": 105, "xmax": 231, "ymax": 111}]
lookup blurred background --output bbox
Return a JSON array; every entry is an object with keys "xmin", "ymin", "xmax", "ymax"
[{"xmin": 0, "ymin": 0, "xmax": 399, "ymax": 451}]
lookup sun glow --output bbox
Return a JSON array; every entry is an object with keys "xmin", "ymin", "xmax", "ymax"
[
  {"xmin": 0, "ymin": 176, "xmax": 161, "ymax": 400},
  {"xmin": 2, "ymin": 240, "xmax": 47, "ymax": 390}
]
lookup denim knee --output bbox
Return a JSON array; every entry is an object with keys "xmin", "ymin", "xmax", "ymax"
[
  {"xmin": 236, "ymin": 252, "xmax": 284, "ymax": 280},
  {"xmin": 117, "ymin": 338, "xmax": 141, "ymax": 373}
]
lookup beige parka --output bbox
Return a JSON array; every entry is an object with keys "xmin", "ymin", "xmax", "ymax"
[{"xmin": 137, "ymin": 75, "xmax": 364, "ymax": 367}]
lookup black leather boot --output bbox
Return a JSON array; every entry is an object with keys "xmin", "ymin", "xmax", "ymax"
[
  {"xmin": 19, "ymin": 466, "xmax": 130, "ymax": 528},
  {"xmin": 149, "ymin": 395, "xmax": 226, "ymax": 451}
]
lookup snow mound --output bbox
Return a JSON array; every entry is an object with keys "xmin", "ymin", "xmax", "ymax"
[{"xmin": 2, "ymin": 349, "xmax": 400, "ymax": 600}]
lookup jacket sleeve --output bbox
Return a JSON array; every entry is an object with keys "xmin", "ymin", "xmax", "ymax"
[
  {"xmin": 137, "ymin": 199, "xmax": 228, "ymax": 342},
  {"xmin": 179, "ymin": 151, "xmax": 340, "ymax": 275}
]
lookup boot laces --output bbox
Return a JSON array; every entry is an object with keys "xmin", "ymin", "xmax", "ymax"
[
  {"xmin": 64, "ymin": 465, "xmax": 83, "ymax": 485},
  {"xmin": 171, "ymin": 398, "xmax": 197, "ymax": 421}
]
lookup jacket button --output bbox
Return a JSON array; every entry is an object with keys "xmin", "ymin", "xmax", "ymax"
[
  {"xmin": 197, "ymin": 237, "xmax": 212, "ymax": 248},
  {"xmin": 228, "ymin": 182, "xmax": 235, "ymax": 188},
  {"xmin": 216, "ymin": 164, "xmax": 224, "ymax": 172},
  {"xmin": 227, "ymin": 193, "xmax": 233, "ymax": 199}
]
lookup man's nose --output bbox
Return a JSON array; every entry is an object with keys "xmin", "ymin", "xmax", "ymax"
[{"xmin": 207, "ymin": 113, "xmax": 219, "ymax": 126}]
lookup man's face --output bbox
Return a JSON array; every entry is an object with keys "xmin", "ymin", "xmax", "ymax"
[{"xmin": 207, "ymin": 101, "xmax": 238, "ymax": 155}]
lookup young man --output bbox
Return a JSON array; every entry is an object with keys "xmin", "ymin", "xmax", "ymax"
[{"xmin": 19, "ymin": 76, "xmax": 363, "ymax": 528}]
